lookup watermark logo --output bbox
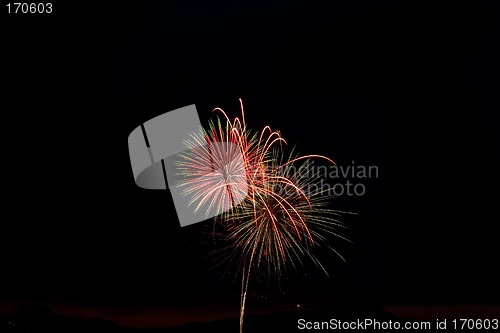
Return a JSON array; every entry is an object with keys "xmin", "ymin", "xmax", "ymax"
[
  {"xmin": 128, "ymin": 105, "xmax": 247, "ymax": 227},
  {"xmin": 281, "ymin": 160, "xmax": 379, "ymax": 197}
]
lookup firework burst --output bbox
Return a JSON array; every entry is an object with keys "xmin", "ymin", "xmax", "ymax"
[
  {"xmin": 174, "ymin": 118, "xmax": 249, "ymax": 221},
  {"xmin": 175, "ymin": 100, "xmax": 351, "ymax": 333}
]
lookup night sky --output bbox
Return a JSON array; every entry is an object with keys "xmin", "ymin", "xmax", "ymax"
[{"xmin": 1, "ymin": 0, "xmax": 499, "ymax": 328}]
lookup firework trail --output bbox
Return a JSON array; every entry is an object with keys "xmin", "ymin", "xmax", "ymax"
[{"xmin": 175, "ymin": 100, "xmax": 350, "ymax": 333}]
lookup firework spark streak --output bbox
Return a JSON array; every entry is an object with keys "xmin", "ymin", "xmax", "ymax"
[{"xmin": 175, "ymin": 100, "xmax": 350, "ymax": 333}]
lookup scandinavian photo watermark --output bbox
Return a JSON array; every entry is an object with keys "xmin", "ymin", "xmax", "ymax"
[{"xmin": 276, "ymin": 160, "xmax": 379, "ymax": 198}]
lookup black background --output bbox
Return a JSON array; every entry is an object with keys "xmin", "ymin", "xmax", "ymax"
[{"xmin": 1, "ymin": 0, "xmax": 499, "ymax": 317}]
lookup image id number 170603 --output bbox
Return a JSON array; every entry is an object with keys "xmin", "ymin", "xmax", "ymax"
[{"xmin": 6, "ymin": 3, "xmax": 52, "ymax": 14}]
